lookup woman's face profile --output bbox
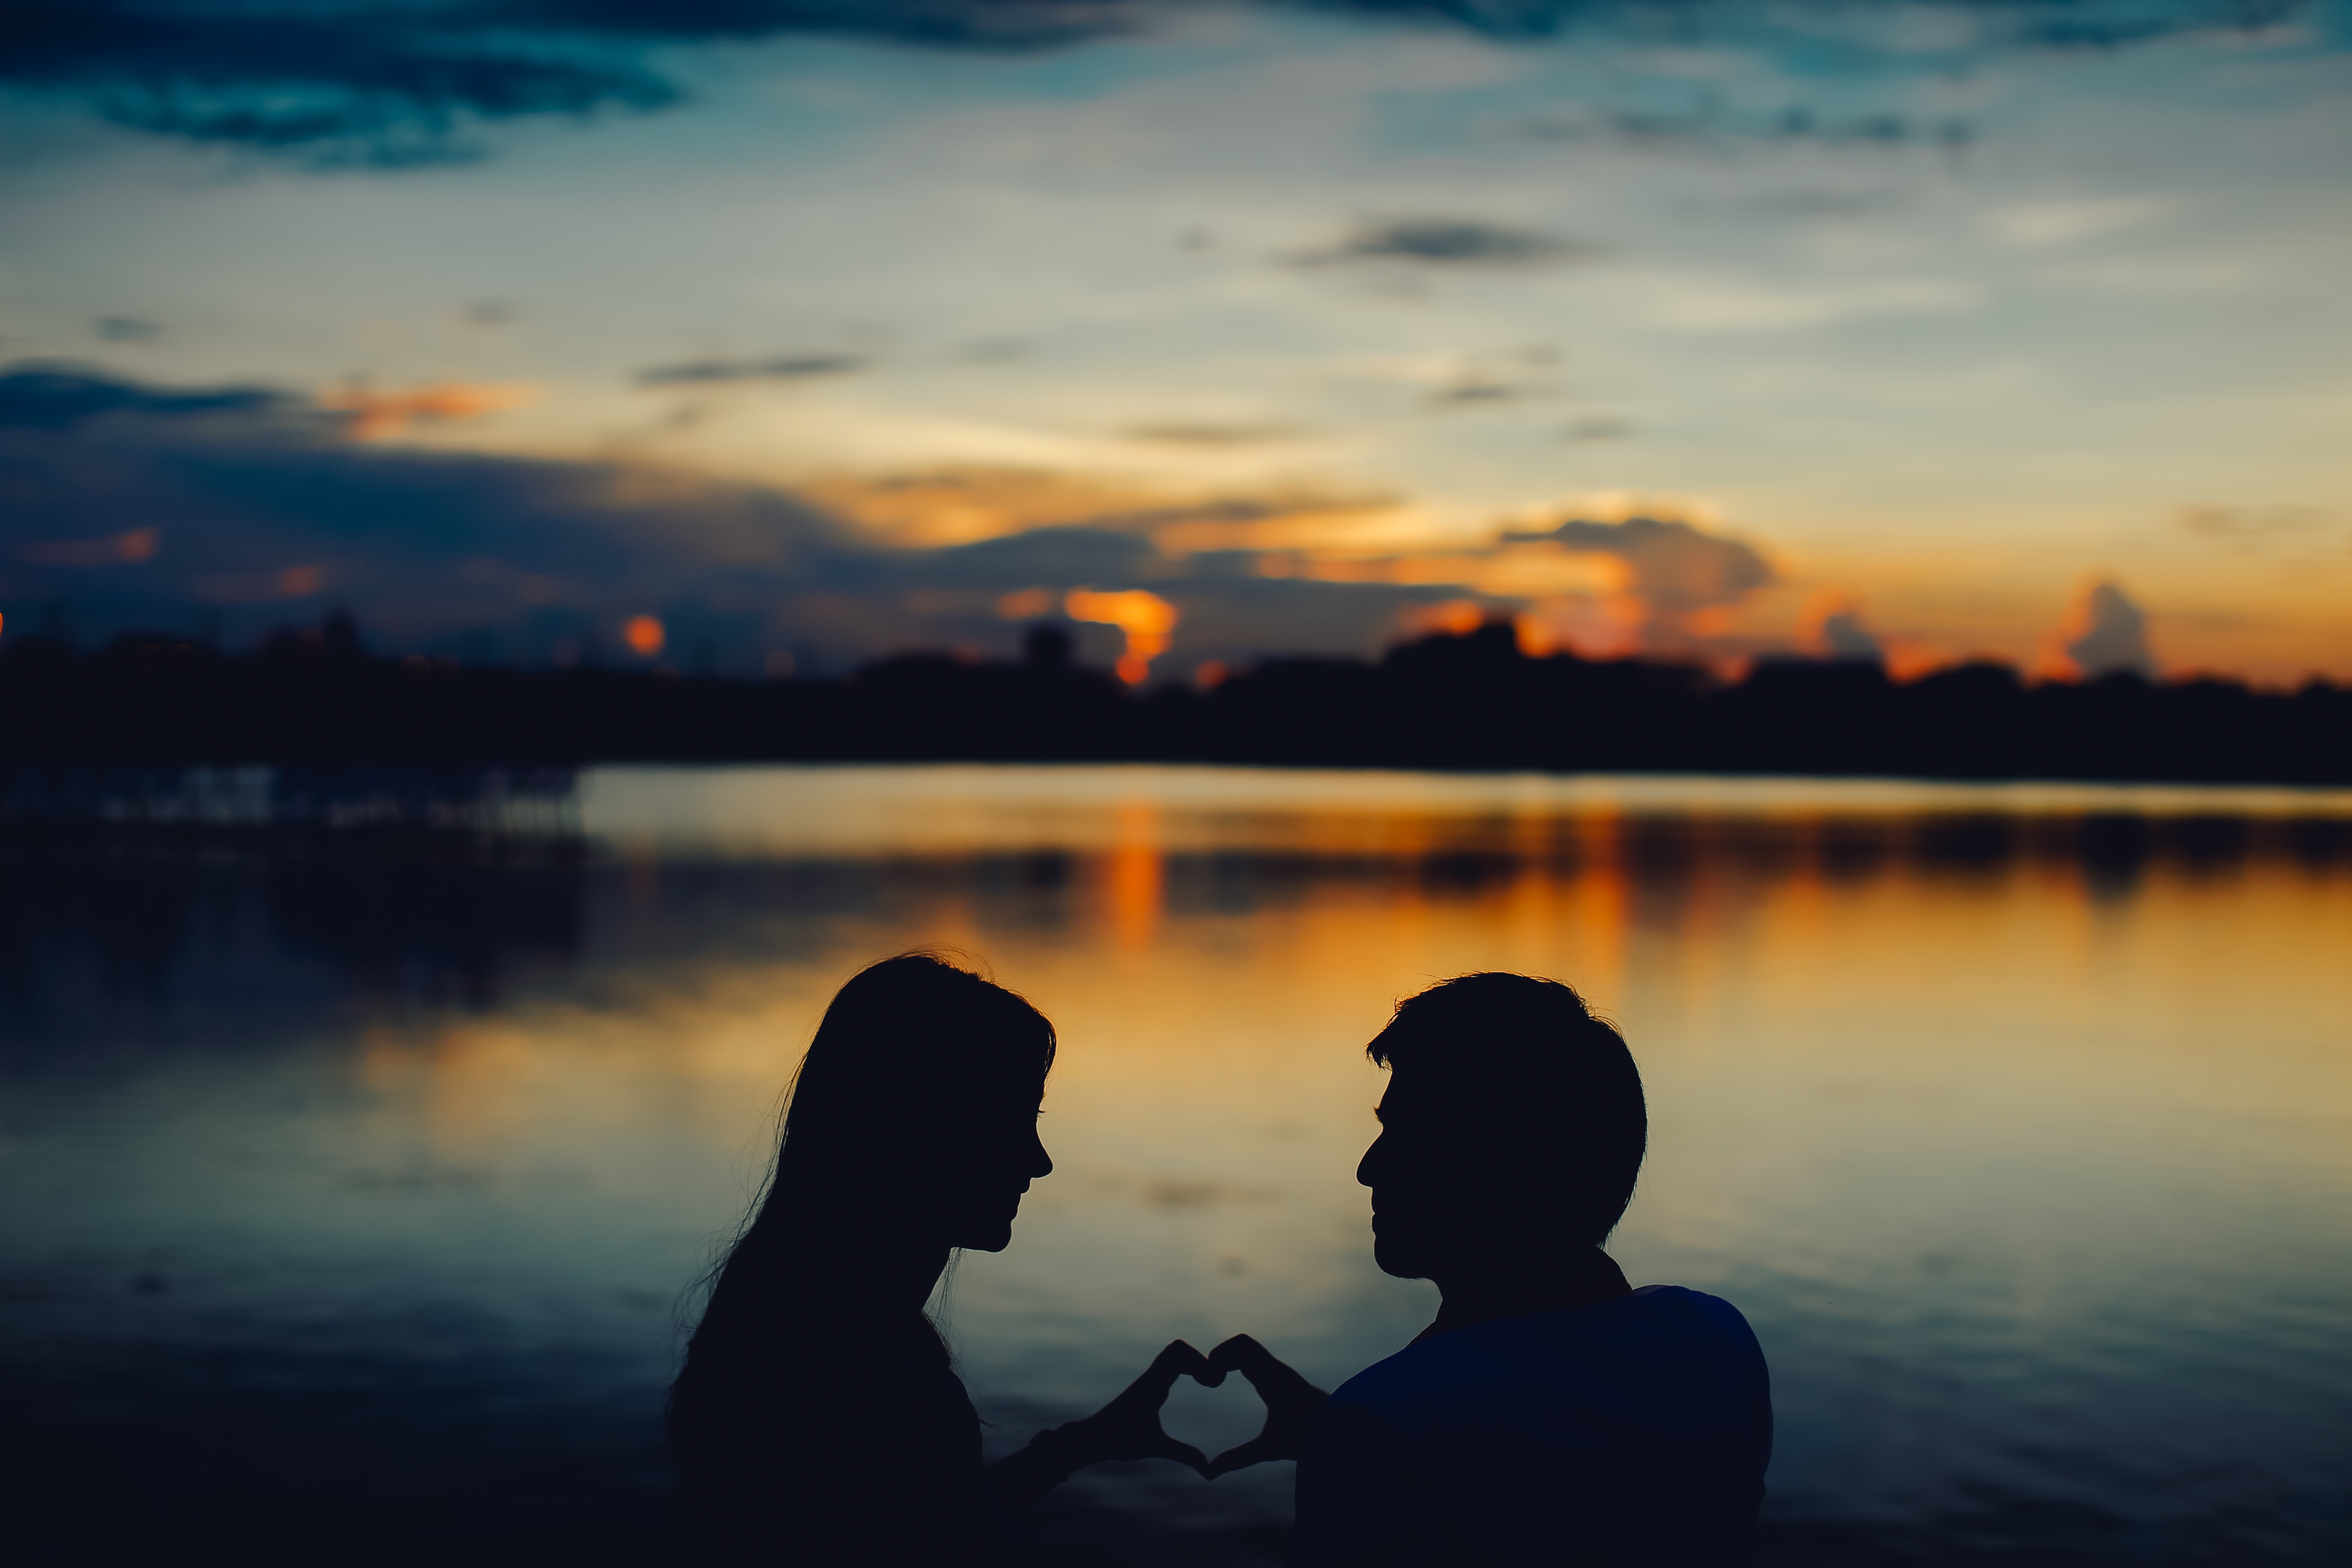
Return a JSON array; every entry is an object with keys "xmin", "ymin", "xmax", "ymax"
[{"xmin": 940, "ymin": 1090, "xmax": 1053, "ymax": 1253}]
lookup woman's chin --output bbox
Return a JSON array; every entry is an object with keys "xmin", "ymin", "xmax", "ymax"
[{"xmin": 953, "ymin": 1218, "xmax": 1017, "ymax": 1253}]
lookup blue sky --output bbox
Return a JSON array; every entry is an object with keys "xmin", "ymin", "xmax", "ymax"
[{"xmin": 2, "ymin": 0, "xmax": 2347, "ymax": 681}]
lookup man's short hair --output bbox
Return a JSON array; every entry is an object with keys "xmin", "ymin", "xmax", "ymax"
[{"xmin": 1368, "ymin": 973, "xmax": 1647, "ymax": 1244}]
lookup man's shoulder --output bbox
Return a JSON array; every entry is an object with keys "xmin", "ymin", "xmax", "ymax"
[{"xmin": 1328, "ymin": 1285, "xmax": 1767, "ymax": 1429}]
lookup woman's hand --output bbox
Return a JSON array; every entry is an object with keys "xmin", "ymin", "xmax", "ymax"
[
  {"xmin": 988, "ymin": 1340, "xmax": 1216, "ymax": 1509},
  {"xmin": 1201, "ymin": 1334, "xmax": 1328, "ymax": 1478},
  {"xmin": 1066, "ymin": 1338, "xmax": 1217, "ymax": 1472}
]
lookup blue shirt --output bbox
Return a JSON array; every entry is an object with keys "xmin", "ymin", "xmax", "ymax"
[{"xmin": 1291, "ymin": 1286, "xmax": 1772, "ymax": 1566}]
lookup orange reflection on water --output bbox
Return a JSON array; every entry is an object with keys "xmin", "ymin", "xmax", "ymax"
[
  {"xmin": 346, "ymin": 769, "xmax": 2352, "ymax": 1349},
  {"xmin": 1102, "ymin": 801, "xmax": 1167, "ymax": 953}
]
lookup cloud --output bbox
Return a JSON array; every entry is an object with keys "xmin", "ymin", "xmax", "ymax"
[
  {"xmin": 1802, "ymin": 593, "xmax": 1883, "ymax": 660},
  {"xmin": 1123, "ymin": 421, "xmax": 1304, "ymax": 447},
  {"xmin": 1657, "ymin": 278, "xmax": 1980, "ymax": 331},
  {"xmin": 1528, "ymin": 107, "xmax": 1975, "ymax": 156},
  {"xmin": 634, "ymin": 353, "xmax": 867, "ymax": 386},
  {"xmin": 0, "ymin": 1, "xmax": 679, "ymax": 168},
  {"xmin": 1500, "ymin": 512, "xmax": 1774, "ymax": 658},
  {"xmin": 0, "ymin": 0, "xmax": 1130, "ymax": 165},
  {"xmin": 1290, "ymin": 218, "xmax": 1594, "ymax": 269},
  {"xmin": 0, "ymin": 361, "xmax": 1468, "ymax": 672},
  {"xmin": 1248, "ymin": 509, "xmax": 1778, "ymax": 660},
  {"xmin": 1988, "ymin": 196, "xmax": 2172, "ymax": 249},
  {"xmin": 1816, "ymin": 610, "xmax": 1881, "ymax": 660},
  {"xmin": 2182, "ymin": 504, "xmax": 2331, "ymax": 549},
  {"xmin": 2061, "ymin": 579, "xmax": 2156, "ymax": 678},
  {"xmin": 3, "ymin": 1, "xmax": 2304, "ymax": 163},
  {"xmin": 0, "ymin": 359, "xmax": 856, "ymax": 651},
  {"xmin": 320, "ymin": 381, "xmax": 535, "ymax": 439},
  {"xmin": 1428, "ymin": 374, "xmax": 1553, "ymax": 409},
  {"xmin": 800, "ymin": 464, "xmax": 1396, "ymax": 554},
  {"xmin": 1702, "ymin": 190, "xmax": 1908, "ymax": 222},
  {"xmin": 1064, "ymin": 586, "xmax": 1178, "ymax": 683},
  {"xmin": 1409, "ymin": 0, "xmax": 2310, "ymax": 52},
  {"xmin": 21, "ymin": 526, "xmax": 160, "ymax": 567},
  {"xmin": 922, "ymin": 524, "xmax": 1157, "ymax": 588},
  {"xmin": 1506, "ymin": 513, "xmax": 1775, "ymax": 614},
  {"xmin": 0, "ymin": 361, "xmax": 288, "ymax": 429},
  {"xmin": 193, "ymin": 564, "xmax": 328, "ymax": 603},
  {"xmin": 94, "ymin": 316, "xmax": 162, "ymax": 342},
  {"xmin": 1562, "ymin": 416, "xmax": 1634, "ymax": 442}
]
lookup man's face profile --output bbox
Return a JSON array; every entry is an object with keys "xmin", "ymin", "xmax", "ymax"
[
  {"xmin": 1358, "ymin": 1071, "xmax": 1473, "ymax": 1281},
  {"xmin": 1362, "ymin": 1059, "xmax": 1583, "ymax": 1283}
]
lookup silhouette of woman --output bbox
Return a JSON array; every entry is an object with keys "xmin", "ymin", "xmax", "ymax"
[{"xmin": 667, "ymin": 952, "xmax": 1210, "ymax": 1563}]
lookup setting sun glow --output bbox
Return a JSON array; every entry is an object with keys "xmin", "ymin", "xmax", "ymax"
[
  {"xmin": 622, "ymin": 616, "xmax": 665, "ymax": 658},
  {"xmin": 1066, "ymin": 588, "xmax": 1180, "ymax": 685}
]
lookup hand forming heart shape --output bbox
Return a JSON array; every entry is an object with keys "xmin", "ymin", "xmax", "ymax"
[
  {"xmin": 1080, "ymin": 1335, "xmax": 1330, "ymax": 1479},
  {"xmin": 1200, "ymin": 1334, "xmax": 1330, "ymax": 1479}
]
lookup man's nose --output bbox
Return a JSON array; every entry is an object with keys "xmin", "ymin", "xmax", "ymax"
[
  {"xmin": 1028, "ymin": 1130, "xmax": 1054, "ymax": 1179},
  {"xmin": 1357, "ymin": 1134, "xmax": 1383, "ymax": 1189}
]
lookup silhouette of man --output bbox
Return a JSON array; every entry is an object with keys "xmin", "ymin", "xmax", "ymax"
[{"xmin": 1207, "ymin": 973, "xmax": 1772, "ymax": 1565}]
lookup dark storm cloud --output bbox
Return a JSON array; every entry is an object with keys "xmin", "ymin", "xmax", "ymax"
[
  {"xmin": 0, "ymin": 361, "xmax": 854, "ymax": 631},
  {"xmin": 0, "ymin": 362, "xmax": 1461, "ymax": 668},
  {"xmin": 0, "ymin": 0, "xmax": 1127, "ymax": 163},
  {"xmin": 0, "ymin": 362, "xmax": 288, "ymax": 429},
  {"xmin": 0, "ymin": 1, "xmax": 678, "ymax": 168},
  {"xmin": 634, "ymin": 353, "xmax": 867, "ymax": 386},
  {"xmin": 1292, "ymin": 218, "xmax": 1592, "ymax": 269},
  {"xmin": 4, "ymin": 0, "xmax": 2286, "ymax": 164}
]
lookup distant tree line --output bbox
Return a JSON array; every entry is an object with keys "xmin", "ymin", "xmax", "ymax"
[{"xmin": 1, "ymin": 616, "xmax": 2346, "ymax": 785}]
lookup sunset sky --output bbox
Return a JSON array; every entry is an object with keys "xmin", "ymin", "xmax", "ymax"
[{"xmin": 2, "ymin": 0, "xmax": 2347, "ymax": 683}]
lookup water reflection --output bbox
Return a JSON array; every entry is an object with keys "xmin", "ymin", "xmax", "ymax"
[{"xmin": 3, "ymin": 767, "xmax": 2349, "ymax": 1566}]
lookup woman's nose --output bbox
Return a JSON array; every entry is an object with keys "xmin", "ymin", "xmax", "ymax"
[{"xmin": 1028, "ymin": 1130, "xmax": 1054, "ymax": 1179}]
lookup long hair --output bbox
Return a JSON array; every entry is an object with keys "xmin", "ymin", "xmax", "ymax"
[{"xmin": 669, "ymin": 952, "xmax": 1055, "ymax": 1447}]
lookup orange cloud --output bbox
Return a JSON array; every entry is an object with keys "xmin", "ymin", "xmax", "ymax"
[
  {"xmin": 322, "ymin": 382, "xmax": 534, "ymax": 440},
  {"xmin": 1516, "ymin": 593, "xmax": 1647, "ymax": 658},
  {"xmin": 1403, "ymin": 599, "xmax": 1486, "ymax": 639},
  {"xmin": 798, "ymin": 465, "xmax": 1401, "ymax": 551},
  {"xmin": 1066, "ymin": 588, "xmax": 1179, "ymax": 684}
]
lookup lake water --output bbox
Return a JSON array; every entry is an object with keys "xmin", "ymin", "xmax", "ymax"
[{"xmin": 5, "ymin": 765, "xmax": 2350, "ymax": 1566}]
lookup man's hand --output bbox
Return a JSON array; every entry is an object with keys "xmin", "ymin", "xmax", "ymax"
[{"xmin": 1202, "ymin": 1334, "xmax": 1328, "ymax": 1478}]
